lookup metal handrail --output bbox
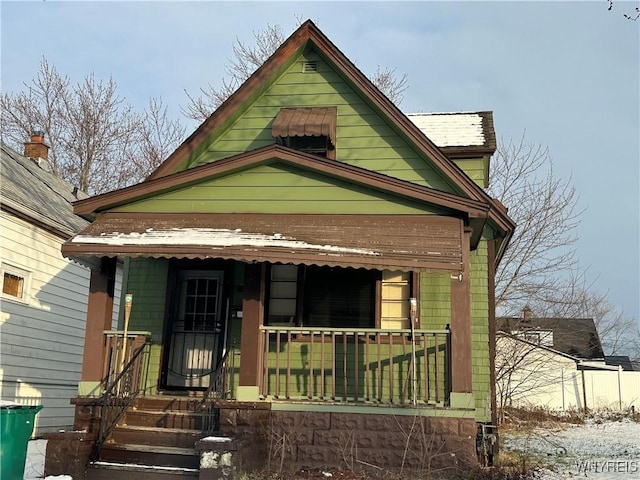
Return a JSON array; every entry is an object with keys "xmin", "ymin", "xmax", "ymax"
[
  {"xmin": 93, "ymin": 340, "xmax": 150, "ymax": 460},
  {"xmin": 192, "ymin": 348, "xmax": 232, "ymax": 435}
]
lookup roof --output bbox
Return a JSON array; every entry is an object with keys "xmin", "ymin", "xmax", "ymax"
[
  {"xmin": 604, "ymin": 356, "xmax": 637, "ymax": 371},
  {"xmin": 63, "ymin": 213, "xmax": 465, "ymax": 273},
  {"xmin": 1, "ymin": 143, "xmax": 89, "ymax": 238},
  {"xmin": 497, "ymin": 317, "xmax": 604, "ymax": 359},
  {"xmin": 406, "ymin": 112, "xmax": 497, "ymax": 156}
]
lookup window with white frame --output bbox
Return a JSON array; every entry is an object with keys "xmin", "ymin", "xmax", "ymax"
[{"xmin": 1, "ymin": 263, "xmax": 32, "ymax": 303}]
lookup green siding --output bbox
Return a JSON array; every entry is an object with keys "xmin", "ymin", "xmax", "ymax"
[
  {"xmin": 115, "ymin": 163, "xmax": 445, "ymax": 215},
  {"xmin": 453, "ymin": 158, "xmax": 488, "ymax": 188},
  {"xmin": 187, "ymin": 47, "xmax": 459, "ymax": 194},
  {"xmin": 470, "ymin": 237, "xmax": 491, "ymax": 421},
  {"xmin": 124, "ymin": 258, "xmax": 169, "ymax": 394}
]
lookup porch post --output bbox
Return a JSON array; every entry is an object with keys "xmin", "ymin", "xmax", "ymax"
[
  {"xmin": 238, "ymin": 262, "xmax": 265, "ymax": 401},
  {"xmin": 449, "ymin": 228, "xmax": 473, "ymax": 408},
  {"xmin": 78, "ymin": 257, "xmax": 116, "ymax": 396}
]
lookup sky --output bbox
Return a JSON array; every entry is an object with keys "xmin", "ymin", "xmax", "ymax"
[{"xmin": 1, "ymin": 1, "xmax": 639, "ymax": 322}]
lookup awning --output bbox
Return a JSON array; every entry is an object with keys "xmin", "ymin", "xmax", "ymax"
[
  {"xmin": 62, "ymin": 213, "xmax": 464, "ymax": 272},
  {"xmin": 272, "ymin": 107, "xmax": 337, "ymax": 146}
]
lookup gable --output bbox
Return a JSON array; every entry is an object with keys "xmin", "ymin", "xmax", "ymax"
[
  {"xmin": 184, "ymin": 46, "xmax": 458, "ymax": 194},
  {"xmin": 113, "ymin": 162, "xmax": 449, "ymax": 215}
]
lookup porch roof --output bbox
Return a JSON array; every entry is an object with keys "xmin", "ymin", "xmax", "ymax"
[{"xmin": 62, "ymin": 213, "xmax": 464, "ymax": 272}]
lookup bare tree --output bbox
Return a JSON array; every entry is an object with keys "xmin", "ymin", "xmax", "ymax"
[
  {"xmin": 182, "ymin": 22, "xmax": 409, "ymax": 122},
  {"xmin": 488, "ymin": 134, "xmax": 583, "ymax": 314},
  {"xmin": 607, "ymin": 0, "xmax": 640, "ymax": 21},
  {"xmin": 1, "ymin": 58, "xmax": 185, "ymax": 195}
]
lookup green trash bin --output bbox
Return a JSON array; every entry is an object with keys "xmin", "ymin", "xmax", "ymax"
[{"xmin": 0, "ymin": 403, "xmax": 43, "ymax": 480}]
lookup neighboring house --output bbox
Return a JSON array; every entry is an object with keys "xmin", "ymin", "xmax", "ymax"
[
  {"xmin": 55, "ymin": 21, "xmax": 515, "ymax": 477},
  {"xmin": 0, "ymin": 137, "xmax": 121, "ymax": 436},
  {"xmin": 497, "ymin": 311, "xmax": 605, "ymax": 360},
  {"xmin": 495, "ymin": 332, "xmax": 640, "ymax": 412}
]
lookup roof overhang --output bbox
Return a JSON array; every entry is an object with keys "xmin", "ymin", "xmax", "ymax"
[{"xmin": 62, "ymin": 213, "xmax": 465, "ymax": 273}]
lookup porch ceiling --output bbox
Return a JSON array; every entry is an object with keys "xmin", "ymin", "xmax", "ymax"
[{"xmin": 62, "ymin": 213, "xmax": 464, "ymax": 272}]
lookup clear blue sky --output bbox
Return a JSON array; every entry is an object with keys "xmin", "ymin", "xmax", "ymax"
[{"xmin": 2, "ymin": 1, "xmax": 638, "ymax": 321}]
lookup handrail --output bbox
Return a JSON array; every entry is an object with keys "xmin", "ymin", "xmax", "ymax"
[
  {"xmin": 192, "ymin": 348, "xmax": 232, "ymax": 436},
  {"xmin": 94, "ymin": 337, "xmax": 150, "ymax": 460}
]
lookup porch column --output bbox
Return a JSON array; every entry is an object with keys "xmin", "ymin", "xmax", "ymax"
[
  {"xmin": 449, "ymin": 228, "xmax": 473, "ymax": 408},
  {"xmin": 78, "ymin": 257, "xmax": 116, "ymax": 396},
  {"xmin": 238, "ymin": 263, "xmax": 265, "ymax": 401}
]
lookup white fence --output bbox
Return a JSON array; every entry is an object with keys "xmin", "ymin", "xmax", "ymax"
[{"xmin": 506, "ymin": 366, "xmax": 640, "ymax": 411}]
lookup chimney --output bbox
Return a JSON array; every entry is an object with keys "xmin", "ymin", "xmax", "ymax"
[
  {"xmin": 523, "ymin": 306, "xmax": 532, "ymax": 320},
  {"xmin": 24, "ymin": 131, "xmax": 49, "ymax": 161}
]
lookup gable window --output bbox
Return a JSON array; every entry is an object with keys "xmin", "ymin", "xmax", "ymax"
[
  {"xmin": 266, "ymin": 264, "xmax": 417, "ymax": 330},
  {"xmin": 272, "ymin": 107, "xmax": 337, "ymax": 159},
  {"xmin": 1, "ymin": 263, "xmax": 31, "ymax": 303}
]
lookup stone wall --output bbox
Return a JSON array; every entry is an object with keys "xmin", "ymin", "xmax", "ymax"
[{"xmin": 219, "ymin": 405, "xmax": 478, "ymax": 475}]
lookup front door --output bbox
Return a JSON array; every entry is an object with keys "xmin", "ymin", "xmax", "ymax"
[{"xmin": 165, "ymin": 270, "xmax": 226, "ymax": 389}]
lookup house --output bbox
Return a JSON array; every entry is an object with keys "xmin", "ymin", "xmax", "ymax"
[
  {"xmin": 497, "ymin": 310, "xmax": 605, "ymax": 360},
  {"xmin": 53, "ymin": 21, "xmax": 515, "ymax": 478},
  {"xmin": 0, "ymin": 136, "xmax": 122, "ymax": 436},
  {"xmin": 495, "ymin": 332, "xmax": 640, "ymax": 413}
]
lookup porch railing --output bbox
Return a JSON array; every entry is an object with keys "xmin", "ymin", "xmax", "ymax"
[
  {"xmin": 95, "ymin": 331, "xmax": 151, "ymax": 459},
  {"xmin": 259, "ymin": 326, "xmax": 450, "ymax": 405}
]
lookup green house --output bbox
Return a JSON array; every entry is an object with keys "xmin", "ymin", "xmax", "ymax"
[{"xmin": 61, "ymin": 20, "xmax": 514, "ymax": 476}]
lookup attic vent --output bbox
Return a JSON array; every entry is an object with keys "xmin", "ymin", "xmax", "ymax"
[{"xmin": 302, "ymin": 61, "xmax": 319, "ymax": 73}]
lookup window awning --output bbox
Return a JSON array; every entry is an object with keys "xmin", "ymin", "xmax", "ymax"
[
  {"xmin": 272, "ymin": 107, "xmax": 337, "ymax": 146},
  {"xmin": 63, "ymin": 213, "xmax": 464, "ymax": 273}
]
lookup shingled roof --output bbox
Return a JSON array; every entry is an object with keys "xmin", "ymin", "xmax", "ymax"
[
  {"xmin": 406, "ymin": 111, "xmax": 497, "ymax": 156},
  {"xmin": 1, "ymin": 142, "xmax": 89, "ymax": 238},
  {"xmin": 497, "ymin": 316, "xmax": 605, "ymax": 360}
]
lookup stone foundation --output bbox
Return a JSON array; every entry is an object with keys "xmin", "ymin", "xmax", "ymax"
[{"xmin": 218, "ymin": 404, "xmax": 478, "ymax": 475}]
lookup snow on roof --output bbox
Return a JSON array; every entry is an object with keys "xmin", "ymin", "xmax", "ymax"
[
  {"xmin": 72, "ymin": 228, "xmax": 380, "ymax": 256},
  {"xmin": 406, "ymin": 112, "xmax": 486, "ymax": 148}
]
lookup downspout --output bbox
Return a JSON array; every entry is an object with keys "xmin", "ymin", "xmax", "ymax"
[{"xmin": 410, "ymin": 297, "xmax": 418, "ymax": 406}]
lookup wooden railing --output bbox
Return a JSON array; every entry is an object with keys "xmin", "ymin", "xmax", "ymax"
[
  {"xmin": 259, "ymin": 326, "xmax": 450, "ymax": 405},
  {"xmin": 101, "ymin": 331, "xmax": 151, "ymax": 395}
]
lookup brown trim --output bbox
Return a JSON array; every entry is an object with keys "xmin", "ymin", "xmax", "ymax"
[
  {"xmin": 80, "ymin": 257, "xmax": 116, "ymax": 383},
  {"xmin": 487, "ymin": 239, "xmax": 499, "ymax": 439},
  {"xmin": 449, "ymin": 228, "xmax": 472, "ymax": 393},
  {"xmin": 72, "ymin": 145, "xmax": 489, "ymax": 219},
  {"xmin": 239, "ymin": 263, "xmax": 265, "ymax": 387},
  {"xmin": 63, "ymin": 213, "xmax": 466, "ymax": 274}
]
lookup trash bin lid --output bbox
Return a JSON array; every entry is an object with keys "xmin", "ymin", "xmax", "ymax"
[{"xmin": 0, "ymin": 400, "xmax": 43, "ymax": 410}]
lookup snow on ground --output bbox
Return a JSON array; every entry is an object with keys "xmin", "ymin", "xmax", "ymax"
[
  {"xmin": 503, "ymin": 419, "xmax": 640, "ymax": 480},
  {"xmin": 23, "ymin": 439, "xmax": 69, "ymax": 480},
  {"xmin": 22, "ymin": 420, "xmax": 639, "ymax": 480}
]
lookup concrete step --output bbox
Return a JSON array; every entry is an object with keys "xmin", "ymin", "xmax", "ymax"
[
  {"xmin": 87, "ymin": 461, "xmax": 199, "ymax": 480},
  {"xmin": 99, "ymin": 442, "xmax": 199, "ymax": 469},
  {"xmin": 110, "ymin": 425, "xmax": 202, "ymax": 449},
  {"xmin": 123, "ymin": 409, "xmax": 205, "ymax": 430}
]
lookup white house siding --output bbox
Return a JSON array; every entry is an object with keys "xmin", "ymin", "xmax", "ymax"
[
  {"xmin": 0, "ymin": 212, "xmax": 121, "ymax": 435},
  {"xmin": 497, "ymin": 336, "xmax": 640, "ymax": 412}
]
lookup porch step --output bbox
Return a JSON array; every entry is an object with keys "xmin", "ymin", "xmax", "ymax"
[
  {"xmin": 124, "ymin": 409, "xmax": 204, "ymax": 430},
  {"xmin": 134, "ymin": 395, "xmax": 202, "ymax": 412},
  {"xmin": 111, "ymin": 425, "xmax": 202, "ymax": 449},
  {"xmin": 87, "ymin": 461, "xmax": 199, "ymax": 480},
  {"xmin": 99, "ymin": 442, "xmax": 200, "ymax": 469}
]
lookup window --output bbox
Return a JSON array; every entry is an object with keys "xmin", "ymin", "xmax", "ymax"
[
  {"xmin": 272, "ymin": 107, "xmax": 337, "ymax": 159},
  {"xmin": 1, "ymin": 263, "xmax": 31, "ymax": 303},
  {"xmin": 381, "ymin": 271, "xmax": 411, "ymax": 329},
  {"xmin": 266, "ymin": 265, "xmax": 416, "ymax": 329}
]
